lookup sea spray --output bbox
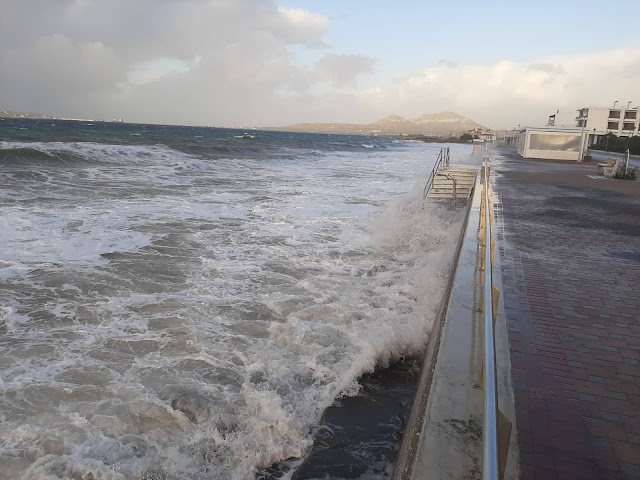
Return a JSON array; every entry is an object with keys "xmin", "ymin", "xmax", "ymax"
[{"xmin": 272, "ymin": 193, "xmax": 465, "ymax": 479}]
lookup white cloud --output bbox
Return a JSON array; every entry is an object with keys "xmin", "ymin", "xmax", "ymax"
[
  {"xmin": 126, "ymin": 57, "xmax": 201, "ymax": 86},
  {"xmin": 313, "ymin": 54, "xmax": 376, "ymax": 87},
  {"xmin": 381, "ymin": 48, "xmax": 640, "ymax": 129},
  {"xmin": 277, "ymin": 7, "xmax": 329, "ymax": 33}
]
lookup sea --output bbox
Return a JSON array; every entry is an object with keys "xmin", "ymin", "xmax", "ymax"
[{"xmin": 0, "ymin": 118, "xmax": 469, "ymax": 480}]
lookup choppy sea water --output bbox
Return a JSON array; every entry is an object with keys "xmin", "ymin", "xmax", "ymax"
[{"xmin": 0, "ymin": 119, "xmax": 469, "ymax": 480}]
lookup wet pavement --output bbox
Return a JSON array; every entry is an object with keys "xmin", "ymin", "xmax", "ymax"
[{"xmin": 492, "ymin": 149, "xmax": 640, "ymax": 479}]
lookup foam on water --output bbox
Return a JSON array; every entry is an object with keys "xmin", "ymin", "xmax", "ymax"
[{"xmin": 0, "ymin": 138, "xmax": 470, "ymax": 480}]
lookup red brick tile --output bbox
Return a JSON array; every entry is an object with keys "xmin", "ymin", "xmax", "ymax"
[
  {"xmin": 495, "ymin": 153, "xmax": 640, "ymax": 480},
  {"xmin": 533, "ymin": 466, "xmax": 558, "ymax": 480},
  {"xmin": 611, "ymin": 441, "xmax": 640, "ymax": 466},
  {"xmin": 555, "ymin": 461, "xmax": 599, "ymax": 480}
]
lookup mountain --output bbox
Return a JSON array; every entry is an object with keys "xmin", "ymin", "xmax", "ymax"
[{"xmin": 265, "ymin": 112, "xmax": 488, "ymax": 137}]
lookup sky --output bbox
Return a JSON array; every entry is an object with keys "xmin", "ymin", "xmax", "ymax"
[{"xmin": 1, "ymin": 0, "xmax": 639, "ymax": 129}]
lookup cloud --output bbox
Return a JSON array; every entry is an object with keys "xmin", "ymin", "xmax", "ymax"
[
  {"xmin": 0, "ymin": 0, "xmax": 340, "ymax": 124},
  {"xmin": 1, "ymin": 1, "xmax": 639, "ymax": 129},
  {"xmin": 126, "ymin": 57, "xmax": 202, "ymax": 87},
  {"xmin": 313, "ymin": 54, "xmax": 376, "ymax": 87},
  {"xmin": 1, "ymin": 33, "xmax": 126, "ymax": 115},
  {"xmin": 276, "ymin": 6, "xmax": 330, "ymax": 43},
  {"xmin": 379, "ymin": 48, "xmax": 640, "ymax": 129}
]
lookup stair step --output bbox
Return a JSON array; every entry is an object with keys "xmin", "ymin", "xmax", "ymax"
[
  {"xmin": 428, "ymin": 187, "xmax": 473, "ymax": 195},
  {"xmin": 430, "ymin": 186, "xmax": 473, "ymax": 190},
  {"xmin": 435, "ymin": 175, "xmax": 476, "ymax": 179},
  {"xmin": 435, "ymin": 176, "xmax": 476, "ymax": 181},
  {"xmin": 436, "ymin": 175, "xmax": 476, "ymax": 180},
  {"xmin": 436, "ymin": 178, "xmax": 476, "ymax": 182},
  {"xmin": 424, "ymin": 164, "xmax": 477, "ymax": 204},
  {"xmin": 429, "ymin": 190, "xmax": 471, "ymax": 193},
  {"xmin": 429, "ymin": 189, "xmax": 473, "ymax": 193},
  {"xmin": 433, "ymin": 180, "xmax": 475, "ymax": 185}
]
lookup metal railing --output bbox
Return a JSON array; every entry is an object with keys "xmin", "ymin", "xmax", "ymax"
[
  {"xmin": 479, "ymin": 150, "xmax": 512, "ymax": 480},
  {"xmin": 437, "ymin": 172, "xmax": 457, "ymax": 207},
  {"xmin": 423, "ymin": 147, "xmax": 450, "ymax": 199},
  {"xmin": 481, "ymin": 157, "xmax": 499, "ymax": 480}
]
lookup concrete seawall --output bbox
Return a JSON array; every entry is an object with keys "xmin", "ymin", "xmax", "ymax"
[
  {"xmin": 398, "ymin": 147, "xmax": 640, "ymax": 479},
  {"xmin": 392, "ymin": 159, "xmax": 519, "ymax": 480},
  {"xmin": 390, "ymin": 171, "xmax": 479, "ymax": 480}
]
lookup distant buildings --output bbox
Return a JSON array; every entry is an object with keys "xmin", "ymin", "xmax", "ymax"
[
  {"xmin": 514, "ymin": 102, "xmax": 638, "ymax": 161},
  {"xmin": 468, "ymin": 128, "xmax": 496, "ymax": 144},
  {"xmin": 546, "ymin": 103, "xmax": 638, "ymax": 146},
  {"xmin": 576, "ymin": 104, "xmax": 639, "ymax": 141}
]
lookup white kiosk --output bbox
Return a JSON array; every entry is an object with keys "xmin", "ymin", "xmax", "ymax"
[{"xmin": 517, "ymin": 126, "xmax": 587, "ymax": 161}]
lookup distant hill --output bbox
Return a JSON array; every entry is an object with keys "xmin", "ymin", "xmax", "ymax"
[{"xmin": 266, "ymin": 112, "xmax": 488, "ymax": 137}]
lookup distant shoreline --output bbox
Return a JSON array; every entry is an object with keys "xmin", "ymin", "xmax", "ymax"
[
  {"xmin": 403, "ymin": 135, "xmax": 471, "ymax": 144},
  {"xmin": 2, "ymin": 111, "xmax": 488, "ymax": 139}
]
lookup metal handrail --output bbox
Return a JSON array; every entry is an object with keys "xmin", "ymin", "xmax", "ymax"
[
  {"xmin": 423, "ymin": 147, "xmax": 450, "ymax": 199},
  {"xmin": 433, "ymin": 172, "xmax": 457, "ymax": 207},
  {"xmin": 482, "ymin": 158, "xmax": 499, "ymax": 480}
]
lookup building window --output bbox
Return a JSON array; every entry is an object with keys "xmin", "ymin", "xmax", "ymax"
[
  {"xmin": 529, "ymin": 134, "xmax": 580, "ymax": 151},
  {"xmin": 623, "ymin": 123, "xmax": 635, "ymax": 131},
  {"xmin": 624, "ymin": 111, "xmax": 637, "ymax": 119},
  {"xmin": 609, "ymin": 110, "xmax": 621, "ymax": 119},
  {"xmin": 607, "ymin": 122, "xmax": 620, "ymax": 130}
]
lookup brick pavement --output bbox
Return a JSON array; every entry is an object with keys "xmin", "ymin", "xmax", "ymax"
[{"xmin": 492, "ymin": 150, "xmax": 640, "ymax": 480}]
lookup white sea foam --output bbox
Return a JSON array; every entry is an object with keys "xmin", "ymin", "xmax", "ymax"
[{"xmin": 0, "ymin": 139, "xmax": 472, "ymax": 479}]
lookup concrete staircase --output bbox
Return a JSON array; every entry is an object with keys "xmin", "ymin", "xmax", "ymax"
[{"xmin": 426, "ymin": 167, "xmax": 478, "ymax": 202}]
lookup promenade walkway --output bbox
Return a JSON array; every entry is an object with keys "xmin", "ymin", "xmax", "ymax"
[{"xmin": 492, "ymin": 149, "xmax": 640, "ymax": 479}]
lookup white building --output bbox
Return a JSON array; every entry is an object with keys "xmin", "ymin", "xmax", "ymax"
[
  {"xmin": 517, "ymin": 126, "xmax": 587, "ymax": 161},
  {"xmin": 575, "ymin": 104, "xmax": 639, "ymax": 143}
]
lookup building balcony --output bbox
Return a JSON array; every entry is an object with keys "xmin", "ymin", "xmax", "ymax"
[
  {"xmin": 622, "ymin": 123, "xmax": 636, "ymax": 131},
  {"xmin": 609, "ymin": 110, "xmax": 621, "ymax": 119},
  {"xmin": 624, "ymin": 111, "xmax": 637, "ymax": 120},
  {"xmin": 607, "ymin": 122, "xmax": 620, "ymax": 130}
]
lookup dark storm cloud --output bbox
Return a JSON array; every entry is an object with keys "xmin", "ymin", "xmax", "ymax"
[{"xmin": 0, "ymin": 0, "xmax": 377, "ymax": 125}]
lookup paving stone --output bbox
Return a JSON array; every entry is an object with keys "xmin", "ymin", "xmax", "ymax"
[{"xmin": 494, "ymin": 150, "xmax": 640, "ymax": 479}]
